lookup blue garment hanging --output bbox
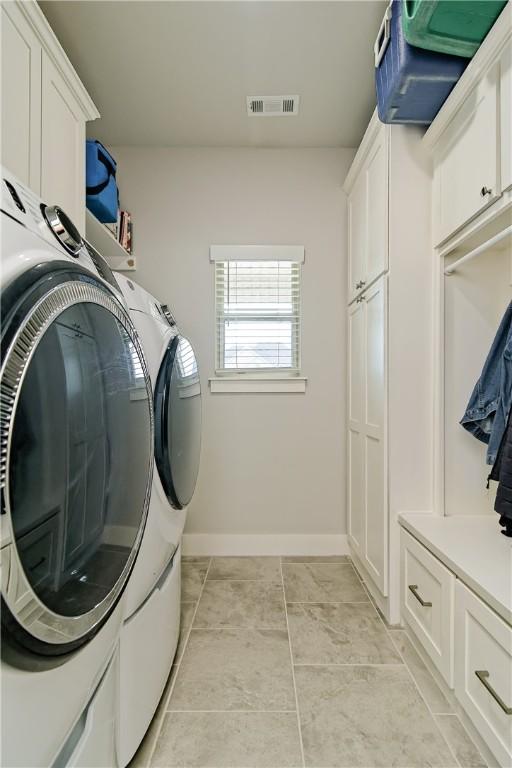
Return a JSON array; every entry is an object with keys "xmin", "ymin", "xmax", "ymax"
[{"xmin": 460, "ymin": 300, "xmax": 512, "ymax": 465}]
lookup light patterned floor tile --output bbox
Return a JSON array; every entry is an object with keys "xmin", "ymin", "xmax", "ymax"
[
  {"xmin": 295, "ymin": 664, "xmax": 456, "ymax": 767},
  {"xmin": 287, "ymin": 601, "xmax": 402, "ymax": 665},
  {"xmin": 435, "ymin": 715, "xmax": 487, "ymax": 768},
  {"xmin": 169, "ymin": 628, "xmax": 296, "ymax": 712},
  {"xmin": 283, "ymin": 562, "xmax": 368, "ymax": 602},
  {"xmin": 391, "ymin": 630, "xmax": 454, "ymax": 714},
  {"xmin": 194, "ymin": 581, "xmax": 286, "ymax": 629},
  {"xmin": 150, "ymin": 712, "xmax": 302, "ymax": 767},
  {"xmin": 181, "ymin": 561, "xmax": 209, "ymax": 601},
  {"xmin": 208, "ymin": 556, "xmax": 281, "ymax": 581}
]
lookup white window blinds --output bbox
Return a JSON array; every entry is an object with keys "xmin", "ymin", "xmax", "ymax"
[{"xmin": 215, "ymin": 260, "xmax": 301, "ymax": 374}]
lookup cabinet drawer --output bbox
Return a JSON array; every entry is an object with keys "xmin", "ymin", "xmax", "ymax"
[
  {"xmin": 455, "ymin": 581, "xmax": 512, "ymax": 767},
  {"xmin": 401, "ymin": 530, "xmax": 455, "ymax": 686}
]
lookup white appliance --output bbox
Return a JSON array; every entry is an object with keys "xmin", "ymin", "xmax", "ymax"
[
  {"xmin": 114, "ymin": 273, "xmax": 202, "ymax": 767},
  {"xmin": 0, "ymin": 169, "xmax": 154, "ymax": 767}
]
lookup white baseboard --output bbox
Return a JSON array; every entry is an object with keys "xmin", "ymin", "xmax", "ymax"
[{"xmin": 181, "ymin": 533, "xmax": 349, "ymax": 557}]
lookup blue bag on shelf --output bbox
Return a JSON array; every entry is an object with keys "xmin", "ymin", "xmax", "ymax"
[
  {"xmin": 374, "ymin": 0, "xmax": 468, "ymax": 125},
  {"xmin": 86, "ymin": 140, "xmax": 119, "ymax": 223}
]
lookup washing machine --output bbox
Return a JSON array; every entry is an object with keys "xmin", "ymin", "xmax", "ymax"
[
  {"xmin": 0, "ymin": 168, "xmax": 154, "ymax": 767},
  {"xmin": 114, "ymin": 273, "xmax": 202, "ymax": 767}
]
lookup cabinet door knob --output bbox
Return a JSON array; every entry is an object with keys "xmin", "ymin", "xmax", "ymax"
[
  {"xmin": 480, "ymin": 186, "xmax": 492, "ymax": 197},
  {"xmin": 355, "ymin": 280, "xmax": 366, "ymax": 290}
]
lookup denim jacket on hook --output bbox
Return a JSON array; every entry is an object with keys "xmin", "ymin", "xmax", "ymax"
[{"xmin": 460, "ymin": 300, "xmax": 512, "ymax": 466}]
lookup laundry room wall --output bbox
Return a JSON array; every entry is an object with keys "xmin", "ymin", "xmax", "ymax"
[{"xmin": 113, "ymin": 147, "xmax": 355, "ymax": 554}]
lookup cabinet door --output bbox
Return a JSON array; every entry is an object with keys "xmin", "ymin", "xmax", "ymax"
[
  {"xmin": 501, "ymin": 40, "xmax": 512, "ymax": 193},
  {"xmin": 366, "ymin": 126, "xmax": 388, "ymax": 286},
  {"xmin": 434, "ymin": 64, "xmax": 499, "ymax": 245},
  {"xmin": 347, "ymin": 299, "xmax": 365, "ymax": 557},
  {"xmin": 41, "ymin": 51, "xmax": 86, "ymax": 233},
  {"xmin": 347, "ymin": 172, "xmax": 366, "ymax": 303},
  {"xmin": 363, "ymin": 277, "xmax": 388, "ymax": 595},
  {"xmin": 1, "ymin": 3, "xmax": 41, "ymax": 190}
]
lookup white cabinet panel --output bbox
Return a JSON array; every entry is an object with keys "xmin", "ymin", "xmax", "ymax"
[
  {"xmin": 366, "ymin": 131, "xmax": 388, "ymax": 287},
  {"xmin": 1, "ymin": 3, "xmax": 41, "ymax": 190},
  {"xmin": 41, "ymin": 52, "xmax": 86, "ymax": 232},
  {"xmin": 501, "ymin": 40, "xmax": 512, "ymax": 193},
  {"xmin": 347, "ymin": 123, "xmax": 388, "ymax": 303},
  {"xmin": 363, "ymin": 278, "xmax": 387, "ymax": 595},
  {"xmin": 455, "ymin": 581, "xmax": 512, "ymax": 768},
  {"xmin": 347, "ymin": 278, "xmax": 387, "ymax": 595},
  {"xmin": 348, "ymin": 173, "xmax": 366, "ymax": 303},
  {"xmin": 434, "ymin": 65, "xmax": 499, "ymax": 244},
  {"xmin": 348, "ymin": 300, "xmax": 365, "ymax": 557}
]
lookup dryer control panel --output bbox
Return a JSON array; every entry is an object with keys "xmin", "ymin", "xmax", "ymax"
[{"xmin": 1, "ymin": 166, "xmax": 98, "ymax": 274}]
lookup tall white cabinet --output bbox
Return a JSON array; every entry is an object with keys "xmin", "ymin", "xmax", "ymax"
[
  {"xmin": 344, "ymin": 115, "xmax": 433, "ymax": 624},
  {"xmin": 1, "ymin": 1, "xmax": 99, "ymax": 233}
]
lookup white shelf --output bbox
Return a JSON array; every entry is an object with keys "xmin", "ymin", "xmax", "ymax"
[
  {"xmin": 85, "ymin": 209, "xmax": 136, "ymax": 271},
  {"xmin": 399, "ymin": 513, "xmax": 512, "ymax": 625}
]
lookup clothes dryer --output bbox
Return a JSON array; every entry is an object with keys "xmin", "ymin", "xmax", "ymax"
[
  {"xmin": 0, "ymin": 169, "xmax": 154, "ymax": 767},
  {"xmin": 114, "ymin": 273, "xmax": 202, "ymax": 766}
]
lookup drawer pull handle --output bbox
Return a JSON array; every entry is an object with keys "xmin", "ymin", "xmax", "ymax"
[
  {"xmin": 408, "ymin": 584, "xmax": 432, "ymax": 607},
  {"xmin": 475, "ymin": 670, "xmax": 512, "ymax": 715},
  {"xmin": 480, "ymin": 186, "xmax": 492, "ymax": 197}
]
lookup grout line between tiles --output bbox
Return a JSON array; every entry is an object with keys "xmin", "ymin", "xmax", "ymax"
[
  {"xmin": 286, "ymin": 602, "xmax": 372, "ymax": 607},
  {"xmin": 280, "ymin": 558, "xmax": 306, "ymax": 768},
  {"xmin": 165, "ymin": 709, "xmax": 299, "ymax": 713},
  {"xmin": 204, "ymin": 578, "xmax": 284, "ymax": 583},
  {"xmin": 144, "ymin": 556, "xmax": 213, "ymax": 768},
  {"xmin": 292, "ymin": 662, "xmax": 406, "ymax": 667}
]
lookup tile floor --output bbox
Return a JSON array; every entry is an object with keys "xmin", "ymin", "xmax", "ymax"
[{"xmin": 130, "ymin": 556, "xmax": 487, "ymax": 768}]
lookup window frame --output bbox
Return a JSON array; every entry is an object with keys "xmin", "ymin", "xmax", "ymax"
[
  {"xmin": 209, "ymin": 245, "xmax": 306, "ymax": 393},
  {"xmin": 215, "ymin": 260, "xmax": 301, "ymax": 376}
]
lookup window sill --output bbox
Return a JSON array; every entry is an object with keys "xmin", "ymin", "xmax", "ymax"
[{"xmin": 209, "ymin": 376, "xmax": 307, "ymax": 394}]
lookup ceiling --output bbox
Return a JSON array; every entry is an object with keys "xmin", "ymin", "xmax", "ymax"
[{"xmin": 39, "ymin": 1, "xmax": 386, "ymax": 148}]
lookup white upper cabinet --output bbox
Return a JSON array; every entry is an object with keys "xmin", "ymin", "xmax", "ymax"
[
  {"xmin": 345, "ymin": 120, "xmax": 389, "ymax": 303},
  {"xmin": 41, "ymin": 52, "xmax": 86, "ymax": 230},
  {"xmin": 1, "ymin": 1, "xmax": 99, "ymax": 233},
  {"xmin": 424, "ymin": 5, "xmax": 512, "ymax": 247},
  {"xmin": 1, "ymin": 3, "xmax": 41, "ymax": 190},
  {"xmin": 500, "ymin": 39, "xmax": 512, "ymax": 193},
  {"xmin": 347, "ymin": 173, "xmax": 366, "ymax": 301},
  {"xmin": 365, "ymin": 129, "xmax": 388, "ymax": 289},
  {"xmin": 433, "ymin": 65, "xmax": 499, "ymax": 245}
]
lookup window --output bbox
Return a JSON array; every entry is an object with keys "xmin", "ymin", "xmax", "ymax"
[{"xmin": 215, "ymin": 259, "xmax": 301, "ymax": 375}]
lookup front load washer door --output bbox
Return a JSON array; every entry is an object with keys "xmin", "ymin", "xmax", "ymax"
[
  {"xmin": 0, "ymin": 262, "xmax": 153, "ymax": 655},
  {"xmin": 154, "ymin": 335, "xmax": 201, "ymax": 509}
]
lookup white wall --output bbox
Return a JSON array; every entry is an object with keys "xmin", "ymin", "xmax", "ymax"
[{"xmin": 113, "ymin": 147, "xmax": 355, "ymax": 549}]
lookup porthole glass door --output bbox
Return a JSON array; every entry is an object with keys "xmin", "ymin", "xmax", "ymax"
[
  {"xmin": 154, "ymin": 336, "xmax": 201, "ymax": 509},
  {"xmin": 1, "ymin": 265, "xmax": 153, "ymax": 653}
]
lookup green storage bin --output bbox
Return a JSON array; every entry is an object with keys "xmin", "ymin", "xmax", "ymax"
[{"xmin": 403, "ymin": 0, "xmax": 508, "ymax": 58}]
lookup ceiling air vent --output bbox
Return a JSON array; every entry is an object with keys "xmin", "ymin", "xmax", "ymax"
[{"xmin": 247, "ymin": 95, "xmax": 300, "ymax": 117}]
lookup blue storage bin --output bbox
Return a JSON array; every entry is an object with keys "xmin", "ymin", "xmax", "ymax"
[
  {"xmin": 86, "ymin": 140, "xmax": 119, "ymax": 223},
  {"xmin": 375, "ymin": 0, "xmax": 468, "ymax": 125}
]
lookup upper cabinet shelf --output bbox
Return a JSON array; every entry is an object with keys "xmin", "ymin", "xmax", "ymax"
[
  {"xmin": 85, "ymin": 210, "xmax": 136, "ymax": 272},
  {"xmin": 423, "ymin": 4, "xmax": 512, "ymax": 249}
]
